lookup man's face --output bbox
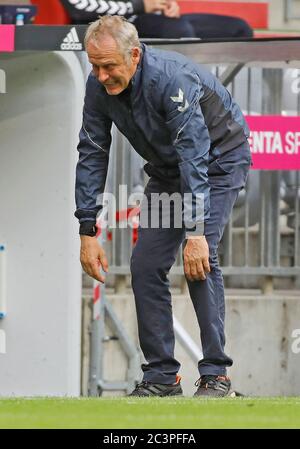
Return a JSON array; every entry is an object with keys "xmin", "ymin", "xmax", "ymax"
[{"xmin": 87, "ymin": 36, "xmax": 140, "ymax": 95}]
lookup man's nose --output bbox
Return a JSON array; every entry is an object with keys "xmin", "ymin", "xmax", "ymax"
[{"xmin": 98, "ymin": 68, "xmax": 109, "ymax": 83}]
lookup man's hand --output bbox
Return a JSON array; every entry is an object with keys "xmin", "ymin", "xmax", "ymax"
[
  {"xmin": 143, "ymin": 0, "xmax": 167, "ymax": 13},
  {"xmin": 183, "ymin": 236, "xmax": 211, "ymax": 281},
  {"xmin": 164, "ymin": 0, "xmax": 180, "ymax": 18},
  {"xmin": 80, "ymin": 235, "xmax": 109, "ymax": 283}
]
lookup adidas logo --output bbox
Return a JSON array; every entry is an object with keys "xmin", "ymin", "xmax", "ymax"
[{"xmin": 61, "ymin": 27, "xmax": 82, "ymax": 51}]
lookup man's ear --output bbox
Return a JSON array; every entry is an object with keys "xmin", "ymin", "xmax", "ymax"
[{"xmin": 131, "ymin": 47, "xmax": 141, "ymax": 65}]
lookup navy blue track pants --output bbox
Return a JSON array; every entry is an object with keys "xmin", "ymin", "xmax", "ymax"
[{"xmin": 130, "ymin": 143, "xmax": 252, "ymax": 384}]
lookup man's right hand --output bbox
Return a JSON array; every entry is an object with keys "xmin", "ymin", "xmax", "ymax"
[
  {"xmin": 164, "ymin": 0, "xmax": 180, "ymax": 18},
  {"xmin": 80, "ymin": 235, "xmax": 109, "ymax": 283},
  {"xmin": 143, "ymin": 0, "xmax": 167, "ymax": 13}
]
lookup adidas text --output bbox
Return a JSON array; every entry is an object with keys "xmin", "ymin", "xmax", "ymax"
[{"xmin": 61, "ymin": 27, "xmax": 82, "ymax": 51}]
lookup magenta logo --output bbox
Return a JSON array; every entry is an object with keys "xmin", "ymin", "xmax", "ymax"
[
  {"xmin": 246, "ymin": 115, "xmax": 300, "ymax": 170},
  {"xmin": 0, "ymin": 25, "xmax": 15, "ymax": 52}
]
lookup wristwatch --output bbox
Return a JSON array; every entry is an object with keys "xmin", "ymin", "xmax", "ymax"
[{"xmin": 79, "ymin": 221, "xmax": 97, "ymax": 237}]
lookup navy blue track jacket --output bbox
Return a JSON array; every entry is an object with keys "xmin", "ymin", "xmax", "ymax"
[{"xmin": 75, "ymin": 43, "xmax": 249, "ymax": 230}]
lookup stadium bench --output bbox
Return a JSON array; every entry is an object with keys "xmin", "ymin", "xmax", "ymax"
[
  {"xmin": 33, "ymin": 0, "xmax": 269, "ymax": 28},
  {"xmin": 177, "ymin": 1, "xmax": 269, "ymax": 29},
  {"xmin": 31, "ymin": 0, "xmax": 299, "ymax": 38}
]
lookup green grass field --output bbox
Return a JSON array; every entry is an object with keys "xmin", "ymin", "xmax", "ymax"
[{"xmin": 0, "ymin": 397, "xmax": 299, "ymax": 429}]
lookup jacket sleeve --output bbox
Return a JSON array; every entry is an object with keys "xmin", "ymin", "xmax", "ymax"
[
  {"xmin": 159, "ymin": 68, "xmax": 211, "ymax": 235},
  {"xmin": 60, "ymin": 0, "xmax": 144, "ymax": 23},
  {"xmin": 75, "ymin": 74, "xmax": 112, "ymax": 224}
]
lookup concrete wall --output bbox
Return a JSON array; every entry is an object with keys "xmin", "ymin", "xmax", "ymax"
[
  {"xmin": 226, "ymin": 293, "xmax": 300, "ymax": 396},
  {"xmin": 89, "ymin": 290, "xmax": 300, "ymax": 397}
]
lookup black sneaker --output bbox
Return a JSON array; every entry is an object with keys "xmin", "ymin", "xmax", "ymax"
[
  {"xmin": 128, "ymin": 375, "xmax": 183, "ymax": 397},
  {"xmin": 194, "ymin": 375, "xmax": 231, "ymax": 397}
]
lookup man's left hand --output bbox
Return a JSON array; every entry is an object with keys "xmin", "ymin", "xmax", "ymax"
[{"xmin": 183, "ymin": 236, "xmax": 211, "ymax": 281}]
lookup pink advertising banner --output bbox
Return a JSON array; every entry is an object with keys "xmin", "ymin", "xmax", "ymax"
[
  {"xmin": 0, "ymin": 25, "xmax": 15, "ymax": 52},
  {"xmin": 246, "ymin": 115, "xmax": 300, "ymax": 170}
]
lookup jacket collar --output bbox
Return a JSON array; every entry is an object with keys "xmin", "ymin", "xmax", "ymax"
[{"xmin": 130, "ymin": 43, "xmax": 145, "ymax": 95}]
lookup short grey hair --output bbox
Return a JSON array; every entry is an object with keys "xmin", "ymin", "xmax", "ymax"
[{"xmin": 84, "ymin": 16, "xmax": 141, "ymax": 63}]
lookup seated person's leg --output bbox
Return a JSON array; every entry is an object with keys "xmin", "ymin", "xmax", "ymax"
[
  {"xmin": 183, "ymin": 13, "xmax": 253, "ymax": 39},
  {"xmin": 133, "ymin": 13, "xmax": 196, "ymax": 38}
]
